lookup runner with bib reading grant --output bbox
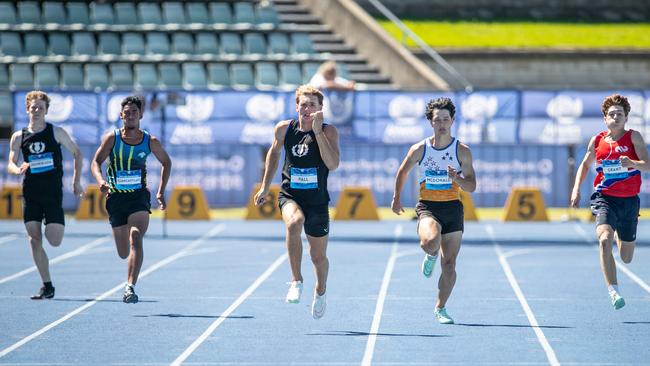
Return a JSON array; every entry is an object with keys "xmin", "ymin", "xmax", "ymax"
[
  {"xmin": 391, "ymin": 97, "xmax": 476, "ymax": 325},
  {"xmin": 254, "ymin": 85, "xmax": 340, "ymax": 319}
]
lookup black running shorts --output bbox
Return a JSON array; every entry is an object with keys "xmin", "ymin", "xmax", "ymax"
[
  {"xmin": 590, "ymin": 191, "xmax": 639, "ymax": 242},
  {"xmin": 278, "ymin": 193, "xmax": 330, "ymax": 237},
  {"xmin": 22, "ymin": 191, "xmax": 65, "ymax": 225},
  {"xmin": 106, "ymin": 189, "xmax": 152, "ymax": 228},
  {"xmin": 415, "ymin": 199, "xmax": 464, "ymax": 234}
]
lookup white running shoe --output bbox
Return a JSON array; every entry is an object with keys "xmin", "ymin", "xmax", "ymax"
[
  {"xmin": 312, "ymin": 292, "xmax": 327, "ymax": 319},
  {"xmin": 285, "ymin": 281, "xmax": 303, "ymax": 303}
]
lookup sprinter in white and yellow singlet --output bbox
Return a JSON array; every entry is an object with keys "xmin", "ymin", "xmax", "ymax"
[
  {"xmin": 91, "ymin": 96, "xmax": 172, "ymax": 304},
  {"xmin": 391, "ymin": 97, "xmax": 477, "ymax": 325}
]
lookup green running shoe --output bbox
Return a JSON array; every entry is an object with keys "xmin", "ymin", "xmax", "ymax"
[
  {"xmin": 610, "ymin": 292, "xmax": 625, "ymax": 310},
  {"xmin": 421, "ymin": 254, "xmax": 437, "ymax": 278},
  {"xmin": 434, "ymin": 307, "xmax": 454, "ymax": 324}
]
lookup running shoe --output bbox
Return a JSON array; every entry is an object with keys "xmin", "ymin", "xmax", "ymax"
[
  {"xmin": 610, "ymin": 291, "xmax": 625, "ymax": 310},
  {"xmin": 285, "ymin": 281, "xmax": 303, "ymax": 304},
  {"xmin": 312, "ymin": 292, "xmax": 327, "ymax": 319},
  {"xmin": 434, "ymin": 307, "xmax": 454, "ymax": 324},
  {"xmin": 30, "ymin": 285, "xmax": 55, "ymax": 300},
  {"xmin": 422, "ymin": 254, "xmax": 437, "ymax": 278},
  {"xmin": 123, "ymin": 284, "xmax": 139, "ymax": 304}
]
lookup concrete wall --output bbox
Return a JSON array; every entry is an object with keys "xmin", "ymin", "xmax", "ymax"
[
  {"xmin": 420, "ymin": 49, "xmax": 650, "ymax": 89},
  {"xmin": 297, "ymin": 0, "xmax": 450, "ymax": 90}
]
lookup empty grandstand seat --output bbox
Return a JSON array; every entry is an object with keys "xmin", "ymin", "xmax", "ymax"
[
  {"xmin": 230, "ymin": 63, "xmax": 254, "ymax": 87},
  {"xmin": 109, "ymin": 63, "xmax": 133, "ymax": 89},
  {"xmin": 85, "ymin": 64, "xmax": 109, "ymax": 89},
  {"xmin": 43, "ymin": 2, "xmax": 66, "ymax": 24},
  {"xmin": 162, "ymin": 2, "xmax": 185, "ymax": 24},
  {"xmin": 196, "ymin": 32, "xmax": 219, "ymax": 54},
  {"xmin": 1, "ymin": 32, "xmax": 22, "ymax": 56},
  {"xmin": 91, "ymin": 3, "xmax": 114, "ymax": 25},
  {"xmin": 159, "ymin": 63, "xmax": 182, "ymax": 89},
  {"xmin": 256, "ymin": 4, "xmax": 280, "ymax": 25},
  {"xmin": 291, "ymin": 33, "xmax": 314, "ymax": 54},
  {"xmin": 61, "ymin": 63, "xmax": 84, "ymax": 89},
  {"xmin": 115, "ymin": 3, "xmax": 138, "ymax": 25},
  {"xmin": 147, "ymin": 33, "xmax": 170, "ymax": 55},
  {"xmin": 244, "ymin": 33, "xmax": 267, "ymax": 55},
  {"xmin": 49, "ymin": 33, "xmax": 71, "ymax": 55},
  {"xmin": 0, "ymin": 64, "xmax": 9, "ymax": 88},
  {"xmin": 72, "ymin": 33, "xmax": 96, "ymax": 56},
  {"xmin": 221, "ymin": 33, "xmax": 242, "ymax": 55},
  {"xmin": 0, "ymin": 92, "xmax": 13, "ymax": 126},
  {"xmin": 210, "ymin": 3, "xmax": 233, "ymax": 24},
  {"xmin": 98, "ymin": 33, "xmax": 121, "ymax": 55},
  {"xmin": 18, "ymin": 1, "xmax": 40, "ymax": 24},
  {"xmin": 256, "ymin": 62, "xmax": 278, "ymax": 87},
  {"xmin": 269, "ymin": 33, "xmax": 290, "ymax": 54},
  {"xmin": 24, "ymin": 33, "xmax": 47, "ymax": 56},
  {"xmin": 138, "ymin": 3, "xmax": 163, "ymax": 25},
  {"xmin": 67, "ymin": 2, "xmax": 90, "ymax": 25},
  {"xmin": 123, "ymin": 33, "xmax": 146, "ymax": 55},
  {"xmin": 186, "ymin": 3, "xmax": 209, "ymax": 24},
  {"xmin": 35, "ymin": 64, "xmax": 59, "ymax": 89},
  {"xmin": 134, "ymin": 64, "xmax": 158, "ymax": 89},
  {"xmin": 302, "ymin": 62, "xmax": 320, "ymax": 83},
  {"xmin": 0, "ymin": 3, "xmax": 17, "ymax": 24},
  {"xmin": 172, "ymin": 33, "xmax": 194, "ymax": 54},
  {"xmin": 279, "ymin": 63, "xmax": 302, "ymax": 86},
  {"xmin": 182, "ymin": 63, "xmax": 207, "ymax": 89},
  {"xmin": 207, "ymin": 63, "xmax": 230, "ymax": 88},
  {"xmin": 234, "ymin": 2, "xmax": 255, "ymax": 24},
  {"xmin": 10, "ymin": 64, "xmax": 34, "ymax": 89}
]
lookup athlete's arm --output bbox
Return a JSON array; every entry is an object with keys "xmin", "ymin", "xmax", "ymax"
[
  {"xmin": 450, "ymin": 143, "xmax": 476, "ymax": 193},
  {"xmin": 391, "ymin": 142, "xmax": 424, "ymax": 215},
  {"xmin": 311, "ymin": 111, "xmax": 340, "ymax": 170},
  {"xmin": 150, "ymin": 136, "xmax": 172, "ymax": 210},
  {"xmin": 54, "ymin": 126, "xmax": 84, "ymax": 197},
  {"xmin": 254, "ymin": 120, "xmax": 289, "ymax": 206},
  {"xmin": 91, "ymin": 132, "xmax": 115, "ymax": 195},
  {"xmin": 7, "ymin": 130, "xmax": 28, "ymax": 175},
  {"xmin": 621, "ymin": 130, "xmax": 650, "ymax": 172},
  {"xmin": 570, "ymin": 136, "xmax": 597, "ymax": 208}
]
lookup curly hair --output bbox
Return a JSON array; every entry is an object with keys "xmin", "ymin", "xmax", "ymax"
[
  {"xmin": 295, "ymin": 85, "xmax": 324, "ymax": 106},
  {"xmin": 425, "ymin": 97, "xmax": 456, "ymax": 120},
  {"xmin": 25, "ymin": 90, "xmax": 50, "ymax": 111},
  {"xmin": 601, "ymin": 94, "xmax": 631, "ymax": 117}
]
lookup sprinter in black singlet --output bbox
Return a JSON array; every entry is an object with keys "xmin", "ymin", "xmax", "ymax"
[
  {"xmin": 254, "ymin": 85, "xmax": 340, "ymax": 319},
  {"xmin": 91, "ymin": 96, "xmax": 172, "ymax": 304},
  {"xmin": 7, "ymin": 91, "xmax": 83, "ymax": 299}
]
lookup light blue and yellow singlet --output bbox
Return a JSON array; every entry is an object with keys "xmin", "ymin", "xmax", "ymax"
[{"xmin": 106, "ymin": 129, "xmax": 151, "ymax": 193}]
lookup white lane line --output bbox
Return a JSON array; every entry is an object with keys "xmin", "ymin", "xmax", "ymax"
[
  {"xmin": 0, "ymin": 234, "xmax": 18, "ymax": 246},
  {"xmin": 0, "ymin": 224, "xmax": 226, "ymax": 359},
  {"xmin": 170, "ymin": 252, "xmax": 288, "ymax": 366},
  {"xmin": 573, "ymin": 224, "xmax": 650, "ymax": 295},
  {"xmin": 0, "ymin": 236, "xmax": 111, "ymax": 285},
  {"xmin": 361, "ymin": 223, "xmax": 402, "ymax": 366},
  {"xmin": 486, "ymin": 224, "xmax": 560, "ymax": 366}
]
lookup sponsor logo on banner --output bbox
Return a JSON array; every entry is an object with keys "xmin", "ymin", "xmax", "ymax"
[
  {"xmin": 626, "ymin": 95, "xmax": 648, "ymax": 138},
  {"xmin": 240, "ymin": 94, "xmax": 284, "ymax": 144},
  {"xmin": 459, "ymin": 94, "xmax": 499, "ymax": 143},
  {"xmin": 382, "ymin": 96, "xmax": 426, "ymax": 143},
  {"xmin": 323, "ymin": 93, "xmax": 353, "ymax": 125},
  {"xmin": 176, "ymin": 95, "xmax": 214, "ymax": 123},
  {"xmin": 170, "ymin": 124, "xmax": 213, "ymax": 144},
  {"xmin": 540, "ymin": 95, "xmax": 583, "ymax": 144},
  {"xmin": 46, "ymin": 94, "xmax": 74, "ymax": 122},
  {"xmin": 107, "ymin": 95, "xmax": 124, "ymax": 123}
]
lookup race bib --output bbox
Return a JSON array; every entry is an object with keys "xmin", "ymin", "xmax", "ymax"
[
  {"xmin": 290, "ymin": 167, "xmax": 318, "ymax": 189},
  {"xmin": 425, "ymin": 170, "xmax": 452, "ymax": 190},
  {"xmin": 602, "ymin": 159, "xmax": 628, "ymax": 180},
  {"xmin": 28, "ymin": 152, "xmax": 54, "ymax": 173},
  {"xmin": 116, "ymin": 170, "xmax": 142, "ymax": 190}
]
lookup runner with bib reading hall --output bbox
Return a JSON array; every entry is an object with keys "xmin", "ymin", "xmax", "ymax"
[{"xmin": 391, "ymin": 97, "xmax": 476, "ymax": 324}]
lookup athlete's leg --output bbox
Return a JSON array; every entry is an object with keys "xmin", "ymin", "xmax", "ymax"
[
  {"xmin": 25, "ymin": 221, "xmax": 50, "ymax": 282},
  {"xmin": 112, "ymin": 224, "xmax": 131, "ymax": 259},
  {"xmin": 43, "ymin": 223, "xmax": 64, "ymax": 247},
  {"xmin": 597, "ymin": 224, "xmax": 617, "ymax": 286},
  {"xmin": 616, "ymin": 236, "xmax": 635, "ymax": 264},
  {"xmin": 281, "ymin": 201, "xmax": 305, "ymax": 282},
  {"xmin": 418, "ymin": 216, "xmax": 442, "ymax": 256},
  {"xmin": 124, "ymin": 211, "xmax": 149, "ymax": 285},
  {"xmin": 436, "ymin": 231, "xmax": 462, "ymax": 309},
  {"xmin": 306, "ymin": 234, "xmax": 328, "ymax": 296}
]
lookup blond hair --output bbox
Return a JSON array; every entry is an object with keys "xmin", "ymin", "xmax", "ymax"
[
  {"xmin": 25, "ymin": 90, "xmax": 50, "ymax": 111},
  {"xmin": 295, "ymin": 85, "xmax": 324, "ymax": 106}
]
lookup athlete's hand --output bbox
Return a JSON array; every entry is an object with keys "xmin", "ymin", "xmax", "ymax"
[
  {"xmin": 99, "ymin": 180, "xmax": 110, "ymax": 196},
  {"xmin": 620, "ymin": 155, "xmax": 636, "ymax": 168},
  {"xmin": 391, "ymin": 197, "xmax": 404, "ymax": 215},
  {"xmin": 311, "ymin": 111, "xmax": 324, "ymax": 134},
  {"xmin": 157, "ymin": 192, "xmax": 166, "ymax": 210},
  {"xmin": 447, "ymin": 165, "xmax": 459, "ymax": 181},
  {"xmin": 17, "ymin": 162, "xmax": 29, "ymax": 175},
  {"xmin": 254, "ymin": 187, "xmax": 269, "ymax": 206},
  {"xmin": 73, "ymin": 182, "xmax": 84, "ymax": 197},
  {"xmin": 570, "ymin": 190, "xmax": 580, "ymax": 208}
]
